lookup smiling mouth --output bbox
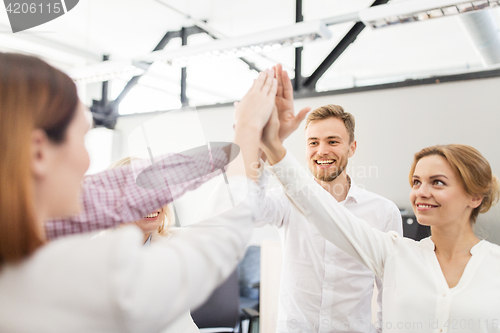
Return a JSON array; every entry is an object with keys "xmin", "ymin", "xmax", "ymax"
[
  {"xmin": 416, "ymin": 204, "xmax": 438, "ymax": 209},
  {"xmin": 143, "ymin": 212, "xmax": 160, "ymax": 219},
  {"xmin": 315, "ymin": 159, "xmax": 335, "ymax": 165}
]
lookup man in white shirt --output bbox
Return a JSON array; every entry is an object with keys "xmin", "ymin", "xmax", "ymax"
[{"xmin": 256, "ymin": 65, "xmax": 402, "ymax": 333}]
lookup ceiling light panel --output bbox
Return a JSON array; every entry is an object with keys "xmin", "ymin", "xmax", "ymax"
[
  {"xmin": 135, "ymin": 20, "xmax": 332, "ymax": 66},
  {"xmin": 360, "ymin": 0, "xmax": 499, "ymax": 29}
]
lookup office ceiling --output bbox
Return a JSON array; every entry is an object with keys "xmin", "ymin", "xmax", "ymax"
[{"xmin": 0, "ymin": 0, "xmax": 498, "ymax": 114}]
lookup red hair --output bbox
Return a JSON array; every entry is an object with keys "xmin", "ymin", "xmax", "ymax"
[{"xmin": 0, "ymin": 53, "xmax": 78, "ymax": 265}]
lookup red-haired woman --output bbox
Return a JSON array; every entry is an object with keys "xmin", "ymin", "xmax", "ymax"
[{"xmin": 0, "ymin": 52, "xmax": 277, "ymax": 332}]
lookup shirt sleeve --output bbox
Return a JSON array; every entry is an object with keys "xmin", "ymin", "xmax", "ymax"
[
  {"xmin": 269, "ymin": 151, "xmax": 400, "ymax": 279},
  {"xmin": 110, "ymin": 176, "xmax": 256, "ymax": 332},
  {"xmin": 253, "ymin": 162, "xmax": 290, "ymax": 228},
  {"xmin": 376, "ymin": 202, "xmax": 403, "ymax": 327},
  {"xmin": 45, "ymin": 146, "xmax": 228, "ymax": 240}
]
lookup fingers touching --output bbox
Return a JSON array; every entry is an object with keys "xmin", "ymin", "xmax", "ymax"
[
  {"xmin": 252, "ymin": 69, "xmax": 277, "ymax": 96},
  {"xmin": 276, "ymin": 64, "xmax": 284, "ymax": 97},
  {"xmin": 282, "ymin": 70, "xmax": 294, "ymax": 100}
]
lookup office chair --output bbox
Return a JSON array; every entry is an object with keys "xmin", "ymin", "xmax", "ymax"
[
  {"xmin": 238, "ymin": 246, "xmax": 260, "ymax": 333},
  {"xmin": 191, "ymin": 269, "xmax": 241, "ymax": 333}
]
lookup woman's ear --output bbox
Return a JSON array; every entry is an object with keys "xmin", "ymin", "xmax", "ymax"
[
  {"xmin": 470, "ymin": 194, "xmax": 484, "ymax": 209},
  {"xmin": 31, "ymin": 129, "xmax": 51, "ymax": 179}
]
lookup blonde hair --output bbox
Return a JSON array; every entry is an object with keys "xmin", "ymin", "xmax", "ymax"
[
  {"xmin": 108, "ymin": 157, "xmax": 172, "ymax": 234},
  {"xmin": 409, "ymin": 144, "xmax": 500, "ymax": 223},
  {"xmin": 0, "ymin": 53, "xmax": 78, "ymax": 266},
  {"xmin": 305, "ymin": 104, "xmax": 355, "ymax": 143}
]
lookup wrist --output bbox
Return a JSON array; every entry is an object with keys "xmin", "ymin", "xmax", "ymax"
[
  {"xmin": 234, "ymin": 122, "xmax": 262, "ymax": 137},
  {"xmin": 262, "ymin": 140, "xmax": 286, "ymax": 165}
]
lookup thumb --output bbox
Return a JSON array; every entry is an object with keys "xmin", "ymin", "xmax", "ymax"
[
  {"xmin": 294, "ymin": 106, "xmax": 311, "ymax": 124},
  {"xmin": 271, "ymin": 106, "xmax": 279, "ymax": 123}
]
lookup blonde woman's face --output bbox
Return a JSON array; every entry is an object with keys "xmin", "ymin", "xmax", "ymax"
[
  {"xmin": 410, "ymin": 155, "xmax": 479, "ymax": 227},
  {"xmin": 135, "ymin": 207, "xmax": 165, "ymax": 234}
]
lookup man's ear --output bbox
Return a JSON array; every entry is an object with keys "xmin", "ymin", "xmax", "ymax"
[
  {"xmin": 470, "ymin": 194, "xmax": 484, "ymax": 209},
  {"xmin": 31, "ymin": 129, "xmax": 51, "ymax": 179},
  {"xmin": 348, "ymin": 140, "xmax": 357, "ymax": 158}
]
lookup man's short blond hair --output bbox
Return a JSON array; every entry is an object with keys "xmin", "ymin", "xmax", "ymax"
[{"xmin": 305, "ymin": 104, "xmax": 355, "ymax": 143}]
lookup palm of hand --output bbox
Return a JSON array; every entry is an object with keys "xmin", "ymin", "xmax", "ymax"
[{"xmin": 275, "ymin": 97, "xmax": 296, "ymax": 140}]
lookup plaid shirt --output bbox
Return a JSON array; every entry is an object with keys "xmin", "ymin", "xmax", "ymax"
[{"xmin": 45, "ymin": 146, "xmax": 228, "ymax": 240}]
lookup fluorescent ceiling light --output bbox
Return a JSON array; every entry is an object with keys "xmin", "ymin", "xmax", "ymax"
[
  {"xmin": 359, "ymin": 0, "xmax": 499, "ymax": 29},
  {"xmin": 67, "ymin": 21, "xmax": 331, "ymax": 83},
  {"xmin": 134, "ymin": 20, "xmax": 332, "ymax": 66},
  {"xmin": 68, "ymin": 60, "xmax": 147, "ymax": 83}
]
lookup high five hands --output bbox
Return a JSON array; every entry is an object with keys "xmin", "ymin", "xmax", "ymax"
[
  {"xmin": 233, "ymin": 65, "xmax": 311, "ymax": 175},
  {"xmin": 232, "ymin": 69, "xmax": 278, "ymax": 180},
  {"xmin": 260, "ymin": 64, "xmax": 311, "ymax": 164}
]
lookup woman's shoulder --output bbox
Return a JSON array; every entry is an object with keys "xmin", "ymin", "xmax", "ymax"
[
  {"xmin": 49, "ymin": 225, "xmax": 143, "ymax": 248},
  {"xmin": 28, "ymin": 226, "xmax": 145, "ymax": 271},
  {"xmin": 481, "ymin": 239, "xmax": 500, "ymax": 256}
]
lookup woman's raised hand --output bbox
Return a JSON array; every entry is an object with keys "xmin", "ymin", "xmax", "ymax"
[{"xmin": 234, "ymin": 69, "xmax": 278, "ymax": 132}]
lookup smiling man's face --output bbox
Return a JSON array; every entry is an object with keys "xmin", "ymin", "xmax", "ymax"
[{"xmin": 305, "ymin": 117, "xmax": 356, "ymax": 183}]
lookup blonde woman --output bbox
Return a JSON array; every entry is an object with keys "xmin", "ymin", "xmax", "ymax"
[
  {"xmin": 108, "ymin": 156, "xmax": 199, "ymax": 333},
  {"xmin": 108, "ymin": 157, "xmax": 171, "ymax": 243}
]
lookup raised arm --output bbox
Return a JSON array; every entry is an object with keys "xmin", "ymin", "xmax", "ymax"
[
  {"xmin": 268, "ymin": 152, "xmax": 399, "ymax": 278},
  {"xmin": 253, "ymin": 163, "xmax": 291, "ymax": 228},
  {"xmin": 46, "ymin": 69, "xmax": 278, "ymax": 240},
  {"xmin": 375, "ymin": 206, "xmax": 403, "ymax": 329},
  {"xmin": 259, "ymin": 105, "xmax": 399, "ymax": 277},
  {"xmin": 45, "ymin": 147, "xmax": 229, "ymax": 240}
]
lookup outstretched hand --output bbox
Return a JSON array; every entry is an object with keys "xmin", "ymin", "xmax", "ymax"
[
  {"xmin": 234, "ymin": 69, "xmax": 278, "ymax": 132},
  {"xmin": 274, "ymin": 64, "xmax": 311, "ymax": 141},
  {"xmin": 231, "ymin": 69, "xmax": 278, "ymax": 180}
]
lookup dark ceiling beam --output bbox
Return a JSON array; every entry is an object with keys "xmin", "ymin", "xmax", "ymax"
[
  {"xmin": 180, "ymin": 27, "xmax": 189, "ymax": 106},
  {"xmin": 91, "ymin": 26, "xmax": 205, "ymax": 129},
  {"xmin": 116, "ymin": 26, "xmax": 206, "ymax": 105},
  {"xmin": 294, "ymin": 0, "xmax": 303, "ymax": 91},
  {"xmin": 301, "ymin": 0, "xmax": 390, "ymax": 91}
]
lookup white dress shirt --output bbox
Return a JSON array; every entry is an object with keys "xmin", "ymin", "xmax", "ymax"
[
  {"xmin": 256, "ymin": 158, "xmax": 402, "ymax": 333},
  {"xmin": 0, "ymin": 176, "xmax": 255, "ymax": 333},
  {"xmin": 271, "ymin": 152, "xmax": 500, "ymax": 333}
]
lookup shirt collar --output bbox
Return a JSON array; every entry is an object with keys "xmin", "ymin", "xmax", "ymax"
[
  {"xmin": 310, "ymin": 174, "xmax": 360, "ymax": 204},
  {"xmin": 344, "ymin": 175, "xmax": 359, "ymax": 204},
  {"xmin": 143, "ymin": 233, "xmax": 152, "ymax": 246},
  {"xmin": 421, "ymin": 236, "xmax": 486, "ymax": 254},
  {"xmin": 419, "ymin": 236, "xmax": 435, "ymax": 251}
]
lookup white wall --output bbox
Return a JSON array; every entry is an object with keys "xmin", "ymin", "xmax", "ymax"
[{"xmin": 113, "ymin": 76, "xmax": 500, "ymax": 245}]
